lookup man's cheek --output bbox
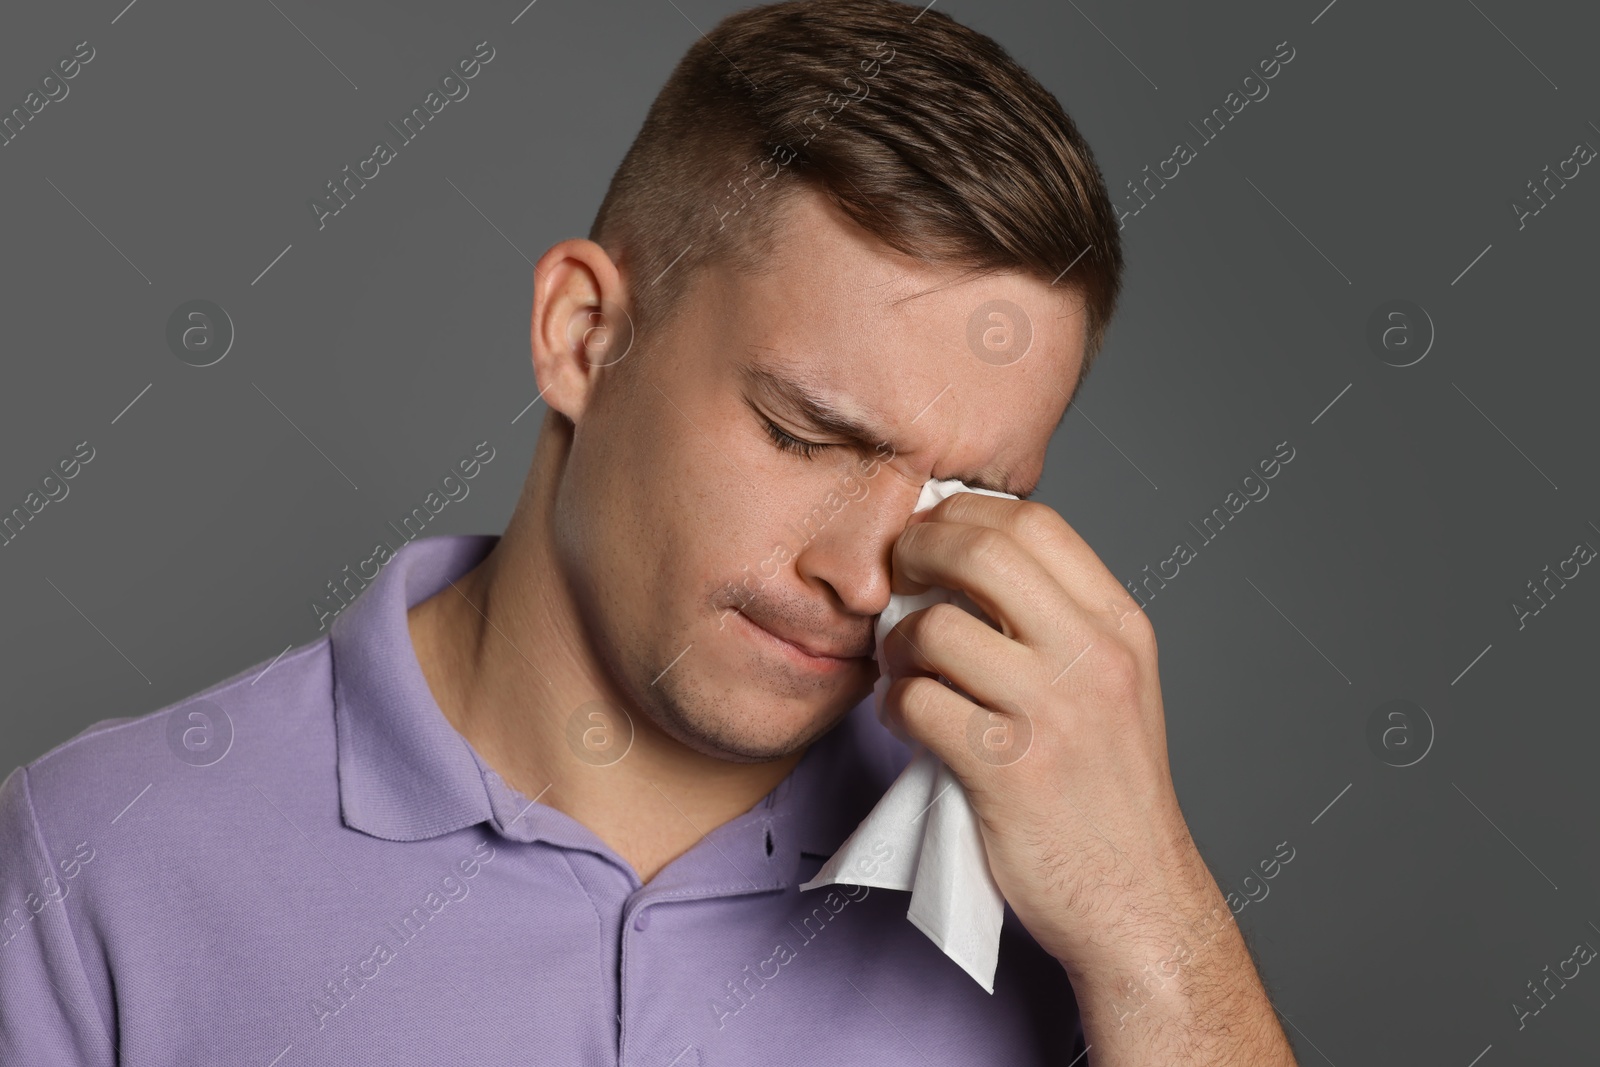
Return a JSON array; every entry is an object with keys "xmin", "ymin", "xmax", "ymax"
[{"xmin": 839, "ymin": 473, "xmax": 870, "ymax": 502}]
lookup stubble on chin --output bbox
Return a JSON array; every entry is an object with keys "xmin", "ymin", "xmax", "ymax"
[{"xmin": 637, "ymin": 664, "xmax": 856, "ymax": 764}]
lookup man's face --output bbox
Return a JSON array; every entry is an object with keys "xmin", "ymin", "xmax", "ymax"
[{"xmin": 553, "ymin": 188, "xmax": 1086, "ymax": 763}]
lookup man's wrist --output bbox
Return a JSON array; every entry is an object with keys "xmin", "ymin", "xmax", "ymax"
[
  {"xmin": 1059, "ymin": 890, "xmax": 1296, "ymax": 1064},
  {"xmin": 1063, "ymin": 898, "xmax": 1236, "ymax": 1025}
]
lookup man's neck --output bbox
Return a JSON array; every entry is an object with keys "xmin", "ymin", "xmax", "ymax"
[{"xmin": 405, "ymin": 525, "xmax": 806, "ymax": 885}]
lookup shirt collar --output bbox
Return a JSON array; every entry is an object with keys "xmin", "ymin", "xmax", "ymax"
[
  {"xmin": 331, "ymin": 533, "xmax": 500, "ymax": 842},
  {"xmin": 329, "ymin": 533, "xmax": 906, "ymax": 872}
]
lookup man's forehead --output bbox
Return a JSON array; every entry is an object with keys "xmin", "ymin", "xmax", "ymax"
[{"xmin": 875, "ymin": 265, "xmax": 1021, "ymax": 310}]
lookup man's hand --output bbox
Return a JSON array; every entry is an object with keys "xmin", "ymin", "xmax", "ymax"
[{"xmin": 878, "ymin": 492, "xmax": 1296, "ymax": 1065}]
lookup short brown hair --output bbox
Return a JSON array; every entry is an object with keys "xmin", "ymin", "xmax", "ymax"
[{"xmin": 589, "ymin": 0, "xmax": 1125, "ymax": 394}]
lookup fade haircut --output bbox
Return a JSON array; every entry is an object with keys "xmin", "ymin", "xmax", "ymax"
[{"xmin": 588, "ymin": 0, "xmax": 1125, "ymax": 395}]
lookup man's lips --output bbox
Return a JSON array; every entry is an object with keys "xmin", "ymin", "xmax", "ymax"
[{"xmin": 739, "ymin": 611, "xmax": 874, "ymax": 661}]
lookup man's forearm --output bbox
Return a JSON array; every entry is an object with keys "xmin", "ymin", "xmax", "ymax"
[{"xmin": 1066, "ymin": 887, "xmax": 1298, "ymax": 1065}]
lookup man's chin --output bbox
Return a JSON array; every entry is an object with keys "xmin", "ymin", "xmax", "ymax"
[{"xmin": 647, "ymin": 693, "xmax": 854, "ymax": 764}]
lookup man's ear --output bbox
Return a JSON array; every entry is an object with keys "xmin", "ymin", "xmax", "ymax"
[{"xmin": 530, "ymin": 238, "xmax": 635, "ymax": 424}]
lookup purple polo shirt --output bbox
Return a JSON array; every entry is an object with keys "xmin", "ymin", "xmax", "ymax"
[{"xmin": 0, "ymin": 534, "xmax": 1085, "ymax": 1065}]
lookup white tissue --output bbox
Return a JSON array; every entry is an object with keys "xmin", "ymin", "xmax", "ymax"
[{"xmin": 798, "ymin": 477, "xmax": 1017, "ymax": 994}]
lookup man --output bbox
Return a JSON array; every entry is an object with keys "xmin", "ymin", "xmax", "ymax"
[{"xmin": 0, "ymin": 0, "xmax": 1296, "ymax": 1063}]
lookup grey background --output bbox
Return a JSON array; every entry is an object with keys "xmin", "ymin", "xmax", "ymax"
[{"xmin": 2, "ymin": 0, "xmax": 1595, "ymax": 1062}]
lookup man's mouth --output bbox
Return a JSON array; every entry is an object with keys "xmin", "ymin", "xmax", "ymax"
[{"xmin": 732, "ymin": 610, "xmax": 874, "ymax": 670}]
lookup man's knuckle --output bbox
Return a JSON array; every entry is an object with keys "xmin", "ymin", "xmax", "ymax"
[
  {"xmin": 1093, "ymin": 643, "xmax": 1143, "ymax": 699},
  {"xmin": 919, "ymin": 599, "xmax": 969, "ymax": 642},
  {"xmin": 1008, "ymin": 501, "xmax": 1059, "ymax": 547}
]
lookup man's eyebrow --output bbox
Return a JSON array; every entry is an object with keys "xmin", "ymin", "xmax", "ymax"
[{"xmin": 739, "ymin": 355, "xmax": 1038, "ymax": 501}]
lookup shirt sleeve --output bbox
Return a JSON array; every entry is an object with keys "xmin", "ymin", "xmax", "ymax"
[{"xmin": 0, "ymin": 765, "xmax": 117, "ymax": 1065}]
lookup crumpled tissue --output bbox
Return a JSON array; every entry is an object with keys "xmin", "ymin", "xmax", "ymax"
[{"xmin": 798, "ymin": 476, "xmax": 1017, "ymax": 994}]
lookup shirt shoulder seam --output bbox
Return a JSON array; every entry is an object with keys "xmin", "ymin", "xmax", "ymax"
[{"xmin": 30, "ymin": 636, "xmax": 332, "ymax": 772}]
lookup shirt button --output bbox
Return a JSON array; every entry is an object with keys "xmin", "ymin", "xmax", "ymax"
[{"xmin": 633, "ymin": 908, "xmax": 651, "ymax": 932}]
